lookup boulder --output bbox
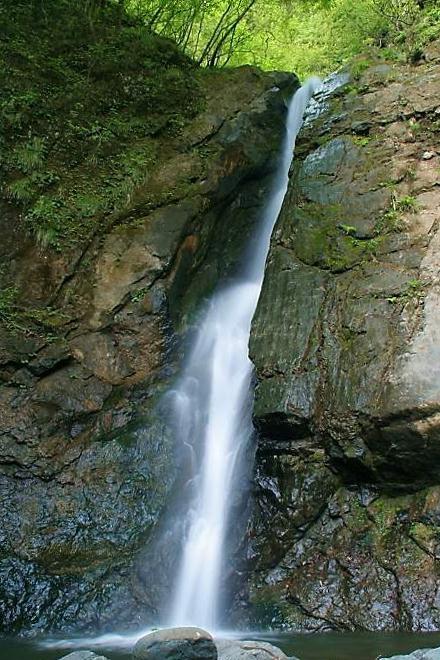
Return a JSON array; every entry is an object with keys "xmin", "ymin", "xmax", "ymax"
[
  {"xmin": 216, "ymin": 639, "xmax": 298, "ymax": 659},
  {"xmin": 381, "ymin": 648, "xmax": 440, "ymax": 659},
  {"xmin": 133, "ymin": 627, "xmax": 217, "ymax": 660}
]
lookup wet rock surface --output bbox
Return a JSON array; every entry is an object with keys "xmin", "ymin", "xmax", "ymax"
[
  {"xmin": 0, "ymin": 66, "xmax": 298, "ymax": 634},
  {"xmin": 245, "ymin": 47, "xmax": 440, "ymax": 630},
  {"xmin": 383, "ymin": 649, "xmax": 440, "ymax": 660},
  {"xmin": 133, "ymin": 627, "xmax": 217, "ymax": 660},
  {"xmin": 216, "ymin": 639, "xmax": 296, "ymax": 660}
]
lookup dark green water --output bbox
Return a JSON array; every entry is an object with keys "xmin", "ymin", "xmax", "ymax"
[{"xmin": 2, "ymin": 632, "xmax": 440, "ymax": 660}]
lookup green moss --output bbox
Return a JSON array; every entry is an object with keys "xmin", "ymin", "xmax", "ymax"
[
  {"xmin": 339, "ymin": 224, "xmax": 357, "ymax": 236},
  {"xmin": 410, "ymin": 522, "xmax": 440, "ymax": 545},
  {"xmin": 310, "ymin": 449, "xmax": 327, "ymax": 463},
  {"xmin": 352, "ymin": 135, "xmax": 372, "ymax": 147},
  {"xmin": 0, "ymin": 287, "xmax": 20, "ymax": 330},
  {"xmin": 0, "ymin": 285, "xmax": 69, "ymax": 336},
  {"xmin": 368, "ymin": 494, "xmax": 415, "ymax": 547},
  {"xmin": 345, "ymin": 495, "xmax": 370, "ymax": 533},
  {"xmin": 379, "ymin": 179, "xmax": 398, "ymax": 190},
  {"xmin": 108, "ymin": 423, "xmax": 141, "ymax": 448},
  {"xmin": 343, "ymin": 84, "xmax": 361, "ymax": 96},
  {"xmin": 248, "ymin": 584, "xmax": 294, "ymax": 630},
  {"xmin": 293, "ymin": 202, "xmax": 385, "ymax": 272}
]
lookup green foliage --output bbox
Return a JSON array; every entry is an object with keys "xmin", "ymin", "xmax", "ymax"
[
  {"xmin": 131, "ymin": 0, "xmax": 257, "ymax": 67},
  {"xmin": 130, "ymin": 0, "xmax": 440, "ymax": 78},
  {"xmin": 0, "ymin": 287, "xmax": 20, "ymax": 330},
  {"xmin": 376, "ymin": 208, "xmax": 404, "ymax": 233},
  {"xmin": 131, "ymin": 286, "xmax": 149, "ymax": 303},
  {"xmin": 372, "ymin": 0, "xmax": 419, "ymax": 33},
  {"xmin": 419, "ymin": 2, "xmax": 440, "ymax": 45},
  {"xmin": 0, "ymin": 0, "xmax": 202, "ymax": 251},
  {"xmin": 11, "ymin": 137, "xmax": 46, "ymax": 173},
  {"xmin": 20, "ymin": 141, "xmax": 158, "ymax": 250},
  {"xmin": 375, "ymin": 194, "xmax": 419, "ymax": 236},
  {"xmin": 373, "ymin": 0, "xmax": 440, "ymax": 61},
  {"xmin": 1, "ymin": 0, "xmax": 438, "ymax": 254},
  {"xmin": 339, "ymin": 224, "xmax": 357, "ymax": 236},
  {"xmin": 233, "ymin": 0, "xmax": 386, "ymax": 78},
  {"xmin": 405, "ymin": 167, "xmax": 417, "ymax": 181},
  {"xmin": 350, "ymin": 58, "xmax": 373, "ymax": 80},
  {"xmin": 408, "ymin": 118, "xmax": 423, "ymax": 135},
  {"xmin": 353, "ymin": 136, "xmax": 372, "ymax": 147},
  {"xmin": 387, "ymin": 277, "xmax": 426, "ymax": 304},
  {"xmin": 396, "ymin": 195, "xmax": 419, "ymax": 212}
]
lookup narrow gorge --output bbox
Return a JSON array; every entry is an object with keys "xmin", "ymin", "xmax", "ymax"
[
  {"xmin": 0, "ymin": 63, "xmax": 300, "ymax": 634},
  {"xmin": 1, "ymin": 2, "xmax": 440, "ymax": 659}
]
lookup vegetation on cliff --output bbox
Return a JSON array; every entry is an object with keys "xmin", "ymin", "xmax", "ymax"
[
  {"xmin": 1, "ymin": 0, "xmax": 439, "ymax": 256},
  {"xmin": 0, "ymin": 0, "xmax": 203, "ymax": 253}
]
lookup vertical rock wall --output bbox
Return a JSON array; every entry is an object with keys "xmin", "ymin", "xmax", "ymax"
[{"xmin": 246, "ymin": 44, "xmax": 440, "ymax": 631}]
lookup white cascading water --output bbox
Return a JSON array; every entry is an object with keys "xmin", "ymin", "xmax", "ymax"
[{"xmin": 169, "ymin": 78, "xmax": 321, "ymax": 631}]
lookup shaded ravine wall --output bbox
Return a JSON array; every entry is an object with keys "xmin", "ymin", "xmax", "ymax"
[
  {"xmin": 0, "ymin": 66, "xmax": 298, "ymax": 635},
  {"xmin": 243, "ymin": 42, "xmax": 440, "ymax": 631}
]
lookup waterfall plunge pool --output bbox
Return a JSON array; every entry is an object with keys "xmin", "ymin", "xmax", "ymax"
[{"xmin": 3, "ymin": 632, "xmax": 440, "ymax": 660}]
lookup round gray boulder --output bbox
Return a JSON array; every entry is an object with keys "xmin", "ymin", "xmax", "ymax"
[
  {"xmin": 216, "ymin": 639, "xmax": 298, "ymax": 660},
  {"xmin": 133, "ymin": 627, "xmax": 217, "ymax": 660},
  {"xmin": 381, "ymin": 648, "xmax": 440, "ymax": 659}
]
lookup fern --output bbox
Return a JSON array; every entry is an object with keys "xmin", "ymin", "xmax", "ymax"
[{"xmin": 12, "ymin": 137, "xmax": 46, "ymax": 173}]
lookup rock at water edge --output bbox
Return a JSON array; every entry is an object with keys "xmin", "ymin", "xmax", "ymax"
[
  {"xmin": 133, "ymin": 627, "xmax": 217, "ymax": 660},
  {"xmin": 216, "ymin": 639, "xmax": 299, "ymax": 660},
  {"xmin": 58, "ymin": 651, "xmax": 110, "ymax": 660},
  {"xmin": 381, "ymin": 647, "xmax": 440, "ymax": 659}
]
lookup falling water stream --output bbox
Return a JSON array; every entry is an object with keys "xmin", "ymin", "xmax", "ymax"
[
  {"xmin": 38, "ymin": 79, "xmax": 322, "ymax": 657},
  {"xmin": 169, "ymin": 78, "xmax": 321, "ymax": 631},
  {"xmin": 33, "ymin": 75, "xmax": 440, "ymax": 660}
]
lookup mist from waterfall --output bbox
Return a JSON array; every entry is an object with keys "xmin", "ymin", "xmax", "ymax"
[{"xmin": 168, "ymin": 78, "xmax": 321, "ymax": 632}]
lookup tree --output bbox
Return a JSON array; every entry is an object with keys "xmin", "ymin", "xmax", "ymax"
[{"xmin": 130, "ymin": 0, "xmax": 257, "ymax": 66}]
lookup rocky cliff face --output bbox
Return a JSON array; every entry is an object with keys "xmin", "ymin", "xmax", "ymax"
[
  {"xmin": 4, "ymin": 30, "xmax": 440, "ymax": 639},
  {"xmin": 0, "ymin": 66, "xmax": 297, "ymax": 635},
  {"xmin": 245, "ymin": 42, "xmax": 440, "ymax": 631}
]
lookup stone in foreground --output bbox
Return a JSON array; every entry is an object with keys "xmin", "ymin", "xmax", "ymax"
[
  {"xmin": 217, "ymin": 639, "xmax": 298, "ymax": 660},
  {"xmin": 59, "ymin": 652, "xmax": 110, "ymax": 660},
  {"xmin": 382, "ymin": 647, "xmax": 440, "ymax": 659},
  {"xmin": 133, "ymin": 627, "xmax": 217, "ymax": 660}
]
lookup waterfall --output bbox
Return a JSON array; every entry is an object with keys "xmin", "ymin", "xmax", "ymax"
[{"xmin": 169, "ymin": 78, "xmax": 321, "ymax": 632}]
